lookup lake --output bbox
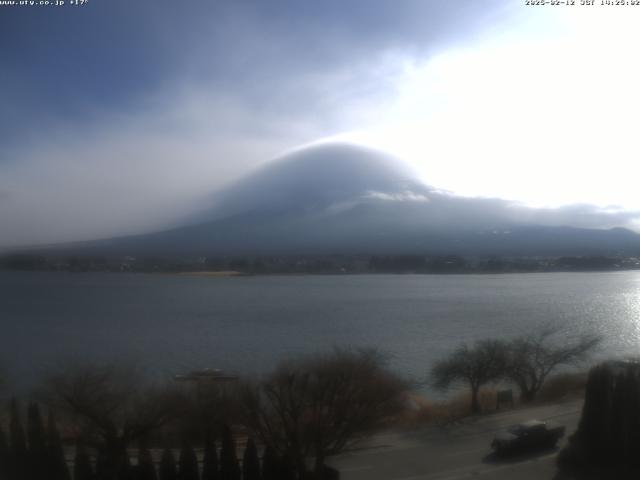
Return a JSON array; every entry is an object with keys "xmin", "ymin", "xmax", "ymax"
[{"xmin": 1, "ymin": 271, "xmax": 639, "ymax": 392}]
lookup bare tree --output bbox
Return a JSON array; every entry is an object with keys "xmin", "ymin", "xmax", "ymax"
[
  {"xmin": 38, "ymin": 363, "xmax": 182, "ymax": 479},
  {"xmin": 240, "ymin": 348, "xmax": 407, "ymax": 478},
  {"xmin": 431, "ymin": 339, "xmax": 507, "ymax": 414},
  {"xmin": 505, "ymin": 326, "xmax": 601, "ymax": 402}
]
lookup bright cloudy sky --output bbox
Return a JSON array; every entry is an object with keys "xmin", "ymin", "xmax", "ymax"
[
  {"xmin": 1, "ymin": 0, "xmax": 640, "ymax": 246},
  {"xmin": 339, "ymin": 5, "xmax": 640, "ymax": 210}
]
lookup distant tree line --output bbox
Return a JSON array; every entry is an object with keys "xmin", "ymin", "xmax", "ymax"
[
  {"xmin": 430, "ymin": 326, "xmax": 601, "ymax": 413},
  {"xmin": 2, "ymin": 253, "xmax": 639, "ymax": 274}
]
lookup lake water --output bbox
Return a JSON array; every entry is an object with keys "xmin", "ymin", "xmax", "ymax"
[{"xmin": 1, "ymin": 271, "xmax": 639, "ymax": 391}]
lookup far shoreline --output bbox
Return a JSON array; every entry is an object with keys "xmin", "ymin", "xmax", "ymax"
[
  {"xmin": 178, "ymin": 270, "xmax": 248, "ymax": 277},
  {"xmin": 2, "ymin": 268, "xmax": 640, "ymax": 276},
  {"xmin": 3, "ymin": 252, "xmax": 639, "ymax": 275}
]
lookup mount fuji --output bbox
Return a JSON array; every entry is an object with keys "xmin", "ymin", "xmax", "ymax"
[{"xmin": 34, "ymin": 143, "xmax": 640, "ymax": 257}]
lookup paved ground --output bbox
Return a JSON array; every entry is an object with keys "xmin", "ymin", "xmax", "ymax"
[{"xmin": 328, "ymin": 400, "xmax": 583, "ymax": 480}]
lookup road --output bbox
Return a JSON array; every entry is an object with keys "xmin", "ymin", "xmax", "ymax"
[{"xmin": 328, "ymin": 400, "xmax": 582, "ymax": 480}]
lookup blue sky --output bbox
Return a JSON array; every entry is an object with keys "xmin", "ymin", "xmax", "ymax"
[{"xmin": 2, "ymin": 0, "xmax": 640, "ymax": 246}]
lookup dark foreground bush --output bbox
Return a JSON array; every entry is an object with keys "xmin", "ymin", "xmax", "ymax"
[{"xmin": 558, "ymin": 360, "xmax": 640, "ymax": 478}]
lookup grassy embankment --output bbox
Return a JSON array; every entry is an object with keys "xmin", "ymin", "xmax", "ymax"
[{"xmin": 397, "ymin": 371, "xmax": 587, "ymax": 427}]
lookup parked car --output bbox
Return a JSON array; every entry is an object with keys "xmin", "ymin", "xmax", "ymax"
[{"xmin": 491, "ymin": 420, "xmax": 565, "ymax": 455}]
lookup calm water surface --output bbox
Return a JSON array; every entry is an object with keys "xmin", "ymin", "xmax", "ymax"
[{"xmin": 1, "ymin": 271, "xmax": 639, "ymax": 389}]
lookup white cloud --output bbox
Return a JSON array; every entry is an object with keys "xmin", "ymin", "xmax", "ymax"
[
  {"xmin": 363, "ymin": 190, "xmax": 430, "ymax": 203},
  {"xmin": 340, "ymin": 4, "xmax": 640, "ymax": 215}
]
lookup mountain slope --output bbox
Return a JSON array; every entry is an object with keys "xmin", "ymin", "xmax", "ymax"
[{"xmin": 37, "ymin": 143, "xmax": 640, "ymax": 257}]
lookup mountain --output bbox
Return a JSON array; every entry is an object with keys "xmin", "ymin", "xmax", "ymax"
[
  {"xmin": 33, "ymin": 143, "xmax": 640, "ymax": 257},
  {"xmin": 196, "ymin": 142, "xmax": 429, "ymax": 221}
]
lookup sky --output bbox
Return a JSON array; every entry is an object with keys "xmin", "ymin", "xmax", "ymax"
[{"xmin": 2, "ymin": 0, "xmax": 640, "ymax": 247}]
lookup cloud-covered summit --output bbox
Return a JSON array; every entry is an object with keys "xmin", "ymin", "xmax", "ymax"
[
  {"xmin": 35, "ymin": 142, "xmax": 640, "ymax": 258},
  {"xmin": 199, "ymin": 142, "xmax": 640, "ymax": 234},
  {"xmin": 199, "ymin": 143, "xmax": 428, "ymax": 220}
]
